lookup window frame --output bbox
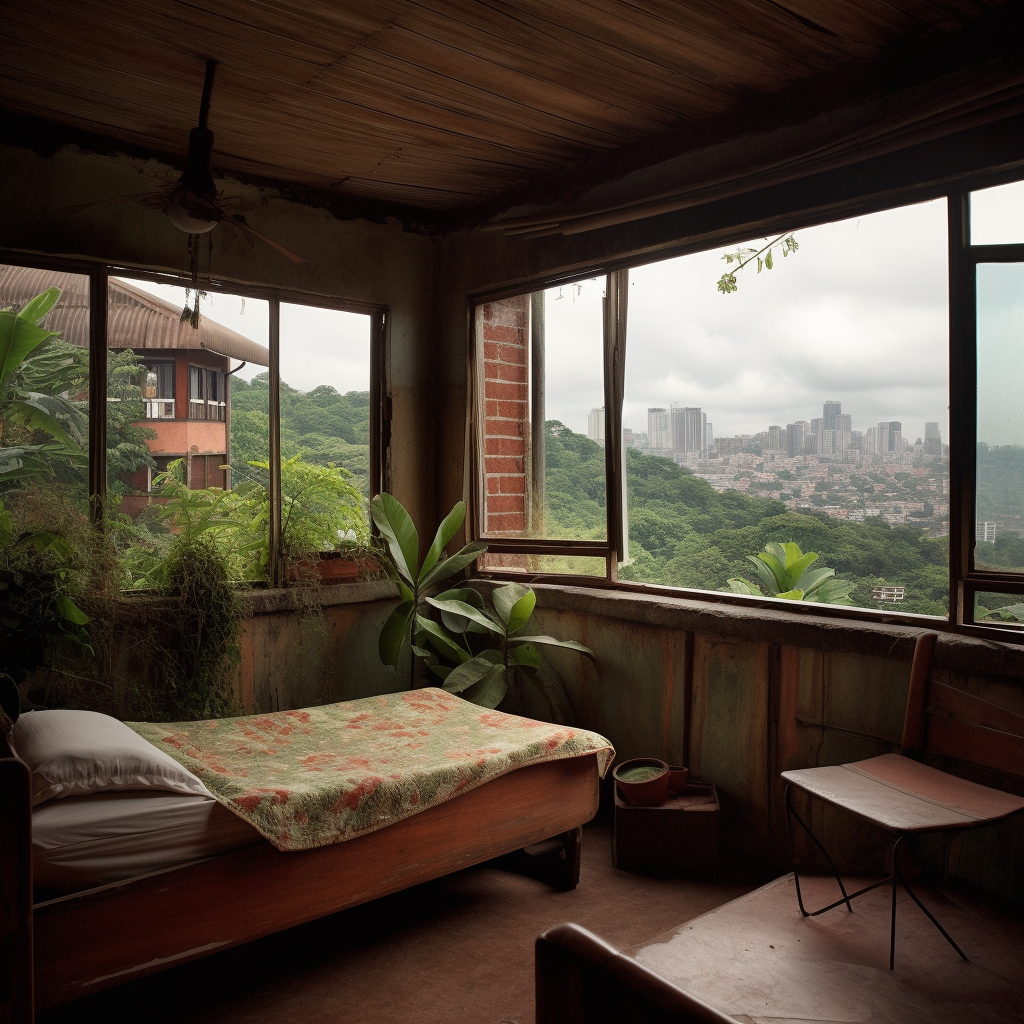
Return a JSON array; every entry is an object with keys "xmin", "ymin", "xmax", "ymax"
[
  {"xmin": 0, "ymin": 252, "xmax": 390, "ymax": 589},
  {"xmin": 469, "ymin": 175, "xmax": 1024, "ymax": 642}
]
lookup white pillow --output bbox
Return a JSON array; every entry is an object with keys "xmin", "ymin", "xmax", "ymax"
[{"xmin": 9, "ymin": 709, "xmax": 210, "ymax": 806}]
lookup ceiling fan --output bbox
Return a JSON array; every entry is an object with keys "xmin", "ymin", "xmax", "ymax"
[{"xmin": 67, "ymin": 60, "xmax": 306, "ymax": 264}]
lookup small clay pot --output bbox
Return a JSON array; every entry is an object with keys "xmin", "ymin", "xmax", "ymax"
[{"xmin": 613, "ymin": 758, "xmax": 689, "ymax": 806}]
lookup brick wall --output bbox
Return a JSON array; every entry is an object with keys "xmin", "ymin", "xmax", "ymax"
[{"xmin": 480, "ymin": 295, "xmax": 530, "ymax": 535}]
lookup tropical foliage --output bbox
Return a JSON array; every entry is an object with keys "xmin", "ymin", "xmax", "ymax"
[{"xmin": 727, "ymin": 541, "xmax": 855, "ymax": 604}]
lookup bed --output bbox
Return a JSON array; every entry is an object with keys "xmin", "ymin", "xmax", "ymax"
[{"xmin": 0, "ymin": 687, "xmax": 612, "ymax": 1019}]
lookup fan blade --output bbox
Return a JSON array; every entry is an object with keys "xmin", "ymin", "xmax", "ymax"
[
  {"xmin": 65, "ymin": 192, "xmax": 168, "ymax": 215},
  {"xmin": 229, "ymin": 218, "xmax": 307, "ymax": 264},
  {"xmin": 219, "ymin": 218, "xmax": 256, "ymax": 255}
]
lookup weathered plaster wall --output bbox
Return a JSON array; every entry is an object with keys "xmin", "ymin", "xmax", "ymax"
[
  {"xmin": 0, "ymin": 139, "xmax": 440, "ymax": 534},
  {"xmin": 525, "ymin": 584, "xmax": 1024, "ymax": 901},
  {"xmin": 236, "ymin": 584, "xmax": 402, "ymax": 713}
]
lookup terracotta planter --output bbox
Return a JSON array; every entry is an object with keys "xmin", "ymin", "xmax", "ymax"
[
  {"xmin": 613, "ymin": 758, "xmax": 689, "ymax": 807},
  {"xmin": 288, "ymin": 553, "xmax": 381, "ymax": 584}
]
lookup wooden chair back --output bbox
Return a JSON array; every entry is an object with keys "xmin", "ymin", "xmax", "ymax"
[
  {"xmin": 901, "ymin": 631, "xmax": 1024, "ymax": 780},
  {"xmin": 536, "ymin": 922, "xmax": 735, "ymax": 1024}
]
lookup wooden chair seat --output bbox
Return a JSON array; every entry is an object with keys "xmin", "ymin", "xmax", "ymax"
[
  {"xmin": 783, "ymin": 631, "xmax": 1024, "ymax": 970},
  {"xmin": 783, "ymin": 753, "xmax": 1024, "ymax": 833}
]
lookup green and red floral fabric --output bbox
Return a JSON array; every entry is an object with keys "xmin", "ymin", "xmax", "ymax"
[{"xmin": 129, "ymin": 688, "xmax": 613, "ymax": 851}]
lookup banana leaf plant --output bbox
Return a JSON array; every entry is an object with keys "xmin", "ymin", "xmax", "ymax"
[
  {"xmin": 0, "ymin": 288, "xmax": 88, "ymax": 483},
  {"xmin": 372, "ymin": 492, "xmax": 487, "ymax": 684},
  {"xmin": 727, "ymin": 540, "xmax": 854, "ymax": 604},
  {"xmin": 423, "ymin": 581, "xmax": 595, "ymax": 718}
]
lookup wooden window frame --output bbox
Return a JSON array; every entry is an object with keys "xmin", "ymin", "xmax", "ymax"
[
  {"xmin": 0, "ymin": 252, "xmax": 389, "ymax": 589},
  {"xmin": 469, "ymin": 175, "xmax": 1024, "ymax": 644}
]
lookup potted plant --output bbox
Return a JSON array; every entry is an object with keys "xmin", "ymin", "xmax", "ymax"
[{"xmin": 372, "ymin": 492, "xmax": 594, "ymax": 721}]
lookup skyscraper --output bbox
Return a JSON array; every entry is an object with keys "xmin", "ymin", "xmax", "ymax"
[
  {"xmin": 766, "ymin": 424, "xmax": 783, "ymax": 451},
  {"xmin": 670, "ymin": 404, "xmax": 706, "ymax": 458},
  {"xmin": 878, "ymin": 420, "xmax": 903, "ymax": 454},
  {"xmin": 786, "ymin": 422, "xmax": 804, "ymax": 456},
  {"xmin": 823, "ymin": 401, "xmax": 842, "ymax": 430},
  {"xmin": 647, "ymin": 408, "xmax": 670, "ymax": 452},
  {"xmin": 925, "ymin": 421, "xmax": 942, "ymax": 456},
  {"xmin": 588, "ymin": 406, "xmax": 605, "ymax": 445}
]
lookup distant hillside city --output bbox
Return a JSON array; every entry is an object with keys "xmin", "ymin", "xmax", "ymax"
[{"xmin": 587, "ymin": 400, "xmax": 950, "ymax": 538}]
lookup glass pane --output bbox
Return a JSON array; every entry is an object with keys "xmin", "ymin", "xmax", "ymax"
[
  {"xmin": 478, "ymin": 280, "xmax": 606, "ymax": 541},
  {"xmin": 0, "ymin": 262, "xmax": 91, "ymax": 528},
  {"xmin": 970, "ymin": 179, "xmax": 1024, "ymax": 245},
  {"xmin": 106, "ymin": 278, "xmax": 270, "ymax": 584},
  {"xmin": 975, "ymin": 262, "xmax": 1024, "ymax": 572},
  {"xmin": 478, "ymin": 552, "xmax": 606, "ymax": 576},
  {"xmin": 622, "ymin": 199, "xmax": 950, "ymax": 616},
  {"xmin": 973, "ymin": 592, "xmax": 1024, "ymax": 628},
  {"xmin": 278, "ymin": 303, "xmax": 372, "ymax": 563}
]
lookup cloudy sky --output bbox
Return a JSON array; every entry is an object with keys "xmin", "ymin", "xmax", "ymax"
[{"xmin": 119, "ymin": 279, "xmax": 372, "ymax": 393}]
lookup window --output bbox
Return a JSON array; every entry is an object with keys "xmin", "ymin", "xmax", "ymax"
[
  {"xmin": 471, "ymin": 180, "xmax": 1024, "ymax": 635},
  {"xmin": 1, "ymin": 258, "xmax": 383, "ymax": 590}
]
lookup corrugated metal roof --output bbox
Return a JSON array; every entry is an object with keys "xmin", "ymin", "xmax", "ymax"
[{"xmin": 0, "ymin": 264, "xmax": 270, "ymax": 366}]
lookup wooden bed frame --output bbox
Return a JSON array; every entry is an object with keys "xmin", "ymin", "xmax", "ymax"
[{"xmin": 1, "ymin": 752, "xmax": 600, "ymax": 1023}]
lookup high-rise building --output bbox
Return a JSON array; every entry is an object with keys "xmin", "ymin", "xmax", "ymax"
[
  {"xmin": 671, "ymin": 404, "xmax": 706, "ymax": 458},
  {"xmin": 823, "ymin": 401, "xmax": 842, "ymax": 430},
  {"xmin": 766, "ymin": 424, "xmax": 783, "ymax": 451},
  {"xmin": 705, "ymin": 422, "xmax": 714, "ymax": 452},
  {"xmin": 647, "ymin": 408, "xmax": 670, "ymax": 451},
  {"xmin": 925, "ymin": 421, "xmax": 942, "ymax": 456},
  {"xmin": 588, "ymin": 406, "xmax": 605, "ymax": 445},
  {"xmin": 865, "ymin": 426, "xmax": 878, "ymax": 454},
  {"xmin": 878, "ymin": 420, "xmax": 903, "ymax": 454},
  {"xmin": 838, "ymin": 413, "xmax": 852, "ymax": 432},
  {"xmin": 648, "ymin": 408, "xmax": 669, "ymax": 450},
  {"xmin": 786, "ymin": 422, "xmax": 805, "ymax": 457},
  {"xmin": 623, "ymin": 427, "xmax": 634, "ymax": 448}
]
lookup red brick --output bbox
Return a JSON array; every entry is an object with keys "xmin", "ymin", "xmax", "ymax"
[
  {"xmin": 485, "ymin": 400, "xmax": 500, "ymax": 417},
  {"xmin": 496, "ymin": 400, "xmax": 527, "ymax": 419},
  {"xmin": 486, "ymin": 477, "xmax": 501, "ymax": 494},
  {"xmin": 498, "ymin": 475, "xmax": 525, "ymax": 494},
  {"xmin": 485, "ymin": 437, "xmax": 525, "ymax": 456},
  {"xmin": 498, "ymin": 343, "xmax": 527, "ymax": 364},
  {"xmin": 488, "ymin": 494, "xmax": 526, "ymax": 514},
  {"xmin": 494, "ymin": 362, "xmax": 527, "ymax": 383},
  {"xmin": 483, "ymin": 323, "xmax": 523, "ymax": 345},
  {"xmin": 487, "ymin": 419, "xmax": 523, "ymax": 438},
  {"xmin": 485, "ymin": 381, "xmax": 527, "ymax": 401},
  {"xmin": 483, "ymin": 341, "xmax": 499, "ymax": 361},
  {"xmin": 487, "ymin": 512, "xmax": 527, "ymax": 532},
  {"xmin": 484, "ymin": 456, "xmax": 524, "ymax": 474}
]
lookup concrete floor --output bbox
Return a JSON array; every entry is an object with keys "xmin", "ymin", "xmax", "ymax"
[
  {"xmin": 636, "ymin": 872, "xmax": 1024, "ymax": 1023},
  {"xmin": 37, "ymin": 821, "xmax": 759, "ymax": 1024}
]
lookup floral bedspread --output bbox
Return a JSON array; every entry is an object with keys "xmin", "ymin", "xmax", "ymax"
[{"xmin": 128, "ymin": 688, "xmax": 613, "ymax": 851}]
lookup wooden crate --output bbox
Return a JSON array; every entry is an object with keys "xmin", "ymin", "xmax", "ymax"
[{"xmin": 613, "ymin": 781, "xmax": 720, "ymax": 873}]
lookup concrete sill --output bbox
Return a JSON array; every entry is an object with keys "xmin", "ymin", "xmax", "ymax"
[
  {"xmin": 520, "ymin": 581, "xmax": 1024, "ymax": 680},
  {"xmin": 242, "ymin": 580, "xmax": 398, "ymax": 616}
]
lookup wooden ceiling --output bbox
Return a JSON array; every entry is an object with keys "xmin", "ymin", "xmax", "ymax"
[{"xmin": 0, "ymin": 0, "xmax": 1013, "ymax": 213}]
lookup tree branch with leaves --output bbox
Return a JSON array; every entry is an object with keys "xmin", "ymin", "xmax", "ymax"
[{"xmin": 717, "ymin": 233, "xmax": 799, "ymax": 294}]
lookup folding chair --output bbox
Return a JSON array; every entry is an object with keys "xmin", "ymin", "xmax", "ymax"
[{"xmin": 782, "ymin": 631, "xmax": 1024, "ymax": 970}]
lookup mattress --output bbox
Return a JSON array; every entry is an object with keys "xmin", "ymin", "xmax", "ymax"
[{"xmin": 33, "ymin": 790, "xmax": 263, "ymax": 894}]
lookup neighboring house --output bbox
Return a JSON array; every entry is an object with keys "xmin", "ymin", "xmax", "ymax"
[{"xmin": 0, "ymin": 266, "xmax": 269, "ymax": 514}]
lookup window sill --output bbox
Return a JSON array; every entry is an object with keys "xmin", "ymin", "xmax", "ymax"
[
  {"xmin": 243, "ymin": 580, "xmax": 398, "ymax": 616},
  {"xmin": 475, "ymin": 578, "xmax": 1024, "ymax": 678}
]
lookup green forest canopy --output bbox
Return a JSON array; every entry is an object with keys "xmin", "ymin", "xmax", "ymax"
[{"xmin": 540, "ymin": 421, "xmax": 952, "ymax": 615}]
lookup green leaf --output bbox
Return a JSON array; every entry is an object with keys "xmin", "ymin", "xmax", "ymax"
[
  {"xmin": 509, "ymin": 642, "xmax": 543, "ymax": 668},
  {"xmin": 6, "ymin": 395, "xmax": 83, "ymax": 450},
  {"xmin": 435, "ymin": 587, "xmax": 489, "ymax": 633},
  {"xmin": 492, "ymin": 582, "xmax": 531, "ymax": 628},
  {"xmin": 427, "ymin": 663, "xmax": 454, "ymax": 680},
  {"xmin": 756, "ymin": 256, "xmax": 763, "ymax": 273},
  {"xmin": 0, "ymin": 309, "xmax": 60, "ymax": 386},
  {"xmin": 765, "ymin": 248, "xmax": 773, "ymax": 270},
  {"xmin": 506, "ymin": 589, "xmax": 536, "ymax": 635},
  {"xmin": 419, "ymin": 502, "xmax": 466, "ymax": 583},
  {"xmin": 419, "ymin": 540, "xmax": 487, "ymax": 591},
  {"xmin": 727, "ymin": 577, "xmax": 763, "ymax": 596},
  {"xmin": 378, "ymin": 600, "xmax": 414, "ymax": 666},
  {"xmin": 19, "ymin": 287, "xmax": 61, "ymax": 325},
  {"xmin": 415, "ymin": 614, "xmax": 471, "ymax": 663},
  {"xmin": 442, "ymin": 653, "xmax": 502, "ymax": 694},
  {"xmin": 370, "ymin": 492, "xmax": 419, "ymax": 587},
  {"xmin": 511, "ymin": 635, "xmax": 595, "ymax": 661},
  {"xmin": 410, "ymin": 645, "xmax": 433, "ymax": 659},
  {"xmin": 462, "ymin": 665, "xmax": 508, "ymax": 709},
  {"xmin": 425, "ymin": 596, "xmax": 504, "ymax": 635},
  {"xmin": 54, "ymin": 593, "xmax": 89, "ymax": 625},
  {"xmin": 776, "ymin": 589, "xmax": 803, "ymax": 600}
]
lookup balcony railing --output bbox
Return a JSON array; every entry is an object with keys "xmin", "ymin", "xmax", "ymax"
[
  {"xmin": 189, "ymin": 399, "xmax": 227, "ymax": 422},
  {"xmin": 144, "ymin": 398, "xmax": 175, "ymax": 419}
]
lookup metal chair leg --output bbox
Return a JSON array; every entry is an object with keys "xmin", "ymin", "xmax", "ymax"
[{"xmin": 891, "ymin": 833, "xmax": 969, "ymax": 969}]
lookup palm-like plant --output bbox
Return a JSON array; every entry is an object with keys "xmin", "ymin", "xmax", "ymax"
[
  {"xmin": 728, "ymin": 541, "xmax": 854, "ymax": 604},
  {"xmin": 372, "ymin": 493, "xmax": 487, "ymax": 681}
]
